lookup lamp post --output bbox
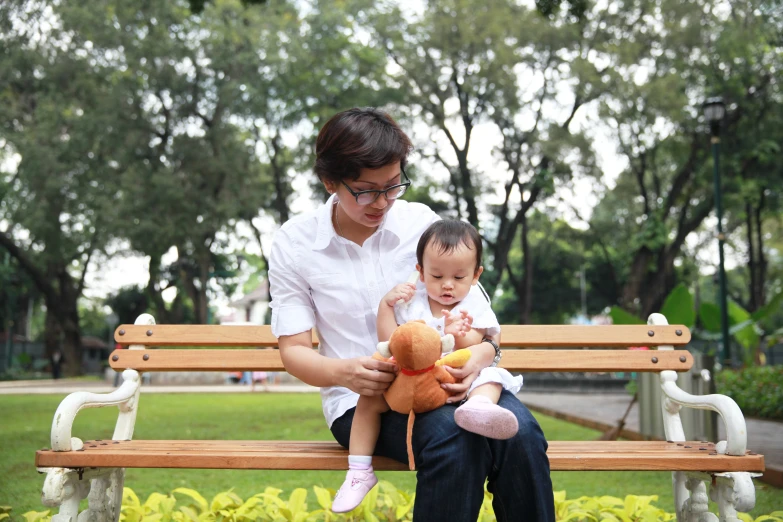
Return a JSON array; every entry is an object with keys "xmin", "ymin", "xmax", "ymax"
[{"xmin": 703, "ymin": 97, "xmax": 730, "ymax": 366}]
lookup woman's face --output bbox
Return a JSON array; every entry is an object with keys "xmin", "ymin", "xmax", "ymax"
[{"xmin": 325, "ymin": 162, "xmax": 402, "ymax": 230}]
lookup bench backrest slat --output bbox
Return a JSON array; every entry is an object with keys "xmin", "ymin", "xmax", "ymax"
[
  {"xmin": 115, "ymin": 324, "xmax": 690, "ymax": 348},
  {"xmin": 109, "ymin": 348, "xmax": 694, "ymax": 373}
]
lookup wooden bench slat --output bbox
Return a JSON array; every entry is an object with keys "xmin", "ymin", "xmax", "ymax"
[
  {"xmin": 115, "ymin": 324, "xmax": 691, "ymax": 348},
  {"xmin": 89, "ymin": 440, "xmax": 720, "ymax": 452},
  {"xmin": 108, "ymin": 348, "xmax": 694, "ymax": 372},
  {"xmin": 35, "ymin": 440, "xmax": 764, "ymax": 472}
]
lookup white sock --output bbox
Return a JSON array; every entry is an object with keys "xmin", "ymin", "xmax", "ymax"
[
  {"xmin": 465, "ymin": 395, "xmax": 492, "ymax": 404},
  {"xmin": 348, "ymin": 455, "xmax": 373, "ymax": 470}
]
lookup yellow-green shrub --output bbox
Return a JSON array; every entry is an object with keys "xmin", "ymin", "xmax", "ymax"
[{"xmin": 14, "ymin": 485, "xmax": 783, "ymax": 522}]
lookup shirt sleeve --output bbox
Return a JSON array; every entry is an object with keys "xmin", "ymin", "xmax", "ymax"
[{"xmin": 268, "ymin": 230, "xmax": 316, "ymax": 338}]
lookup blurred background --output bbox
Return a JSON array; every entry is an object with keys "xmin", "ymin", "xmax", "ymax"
[{"xmin": 0, "ymin": 0, "xmax": 781, "ymax": 381}]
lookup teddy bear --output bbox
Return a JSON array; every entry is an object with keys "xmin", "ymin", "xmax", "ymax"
[{"xmin": 375, "ymin": 320, "xmax": 472, "ymax": 470}]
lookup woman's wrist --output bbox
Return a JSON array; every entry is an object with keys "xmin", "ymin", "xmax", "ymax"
[{"xmin": 330, "ymin": 357, "xmax": 350, "ymax": 389}]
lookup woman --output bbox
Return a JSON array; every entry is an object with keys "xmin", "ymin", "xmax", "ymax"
[{"xmin": 268, "ymin": 107, "xmax": 554, "ymax": 521}]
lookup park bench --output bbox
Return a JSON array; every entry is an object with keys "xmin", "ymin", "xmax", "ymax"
[{"xmin": 35, "ymin": 312, "xmax": 764, "ymax": 521}]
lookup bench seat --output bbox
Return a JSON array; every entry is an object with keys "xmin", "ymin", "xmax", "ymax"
[{"xmin": 36, "ymin": 440, "xmax": 765, "ymax": 472}]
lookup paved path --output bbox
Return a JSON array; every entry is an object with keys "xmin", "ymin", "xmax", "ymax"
[
  {"xmin": 518, "ymin": 390, "xmax": 782, "ymax": 487},
  {"xmin": 4, "ymin": 379, "xmax": 780, "ymax": 487}
]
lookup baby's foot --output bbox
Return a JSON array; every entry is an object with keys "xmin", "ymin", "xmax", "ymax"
[
  {"xmin": 455, "ymin": 396, "xmax": 519, "ymax": 439},
  {"xmin": 331, "ymin": 467, "xmax": 378, "ymax": 513}
]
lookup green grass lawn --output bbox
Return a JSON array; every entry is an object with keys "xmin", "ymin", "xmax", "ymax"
[{"xmin": 1, "ymin": 393, "xmax": 781, "ymax": 519}]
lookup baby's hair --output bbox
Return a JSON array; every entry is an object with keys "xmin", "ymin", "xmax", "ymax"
[{"xmin": 416, "ymin": 220, "xmax": 483, "ymax": 272}]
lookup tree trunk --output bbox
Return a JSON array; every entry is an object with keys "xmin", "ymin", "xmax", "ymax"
[
  {"xmin": 747, "ymin": 192, "xmax": 766, "ymax": 313},
  {"xmin": 146, "ymin": 253, "xmax": 171, "ymax": 323},
  {"xmin": 747, "ymin": 202, "xmax": 758, "ymax": 311},
  {"xmin": 519, "ymin": 213, "xmax": 533, "ymax": 324},
  {"xmin": 43, "ymin": 308, "xmax": 62, "ymax": 370},
  {"xmin": 620, "ymin": 247, "xmax": 653, "ymax": 314},
  {"xmin": 60, "ymin": 305, "xmax": 82, "ymax": 377},
  {"xmin": 270, "ymin": 134, "xmax": 291, "ymax": 225},
  {"xmin": 456, "ymin": 153, "xmax": 480, "ymax": 228},
  {"xmin": 639, "ymin": 251, "xmax": 676, "ymax": 319},
  {"xmin": 43, "ymin": 287, "xmax": 83, "ymax": 377}
]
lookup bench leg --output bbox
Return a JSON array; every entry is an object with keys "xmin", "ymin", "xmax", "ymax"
[
  {"xmin": 79, "ymin": 468, "xmax": 125, "ymax": 522},
  {"xmin": 711, "ymin": 472, "xmax": 757, "ymax": 522},
  {"xmin": 42, "ymin": 469, "xmax": 89, "ymax": 522},
  {"xmin": 41, "ymin": 468, "xmax": 124, "ymax": 522},
  {"xmin": 681, "ymin": 474, "xmax": 718, "ymax": 522}
]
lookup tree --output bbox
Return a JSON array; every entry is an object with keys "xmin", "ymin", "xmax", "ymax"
[
  {"xmin": 590, "ymin": 0, "xmax": 782, "ymax": 317},
  {"xmin": 0, "ymin": 0, "xmax": 126, "ymax": 374},
  {"xmin": 360, "ymin": 0, "xmax": 602, "ymax": 322}
]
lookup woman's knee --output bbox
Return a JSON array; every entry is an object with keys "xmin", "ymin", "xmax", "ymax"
[
  {"xmin": 414, "ymin": 405, "xmax": 491, "ymax": 465},
  {"xmin": 498, "ymin": 392, "xmax": 548, "ymax": 452}
]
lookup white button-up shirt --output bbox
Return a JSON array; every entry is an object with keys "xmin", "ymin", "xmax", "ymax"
[{"xmin": 269, "ymin": 195, "xmax": 440, "ymax": 427}]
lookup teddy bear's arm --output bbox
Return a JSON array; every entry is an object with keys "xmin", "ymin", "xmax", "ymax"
[{"xmin": 371, "ymin": 352, "xmax": 392, "ymax": 363}]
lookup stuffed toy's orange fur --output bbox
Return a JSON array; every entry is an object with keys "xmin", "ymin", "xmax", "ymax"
[{"xmin": 375, "ymin": 320, "xmax": 471, "ymax": 470}]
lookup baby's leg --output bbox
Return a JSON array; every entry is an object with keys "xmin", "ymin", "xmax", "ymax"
[
  {"xmin": 466, "ymin": 382, "xmax": 502, "ymax": 404},
  {"xmin": 350, "ymin": 394, "xmax": 390, "ymax": 456},
  {"xmin": 454, "ymin": 368, "xmax": 521, "ymax": 439},
  {"xmin": 333, "ymin": 395, "xmax": 389, "ymax": 513}
]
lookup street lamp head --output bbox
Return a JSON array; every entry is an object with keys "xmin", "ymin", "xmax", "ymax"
[{"xmin": 703, "ymin": 97, "xmax": 726, "ymax": 123}]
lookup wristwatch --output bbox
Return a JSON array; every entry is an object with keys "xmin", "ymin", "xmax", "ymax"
[{"xmin": 482, "ymin": 337, "xmax": 502, "ymax": 367}]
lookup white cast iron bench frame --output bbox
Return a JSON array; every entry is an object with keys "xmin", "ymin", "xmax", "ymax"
[{"xmin": 35, "ymin": 312, "xmax": 764, "ymax": 522}]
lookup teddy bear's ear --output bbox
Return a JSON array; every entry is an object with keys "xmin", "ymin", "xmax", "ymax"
[
  {"xmin": 377, "ymin": 341, "xmax": 391, "ymax": 358},
  {"xmin": 441, "ymin": 334, "xmax": 455, "ymax": 353}
]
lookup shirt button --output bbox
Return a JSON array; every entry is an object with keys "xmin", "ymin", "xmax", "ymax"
[{"xmin": 437, "ymin": 325, "xmax": 442, "ymax": 330}]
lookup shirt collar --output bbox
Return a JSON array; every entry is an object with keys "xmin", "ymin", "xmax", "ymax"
[
  {"xmin": 312, "ymin": 194, "xmax": 339, "ymax": 251},
  {"xmin": 312, "ymin": 194, "xmax": 405, "ymax": 251}
]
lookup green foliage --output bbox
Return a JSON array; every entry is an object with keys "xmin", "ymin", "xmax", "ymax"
[
  {"xmin": 716, "ymin": 366, "xmax": 783, "ymax": 420},
  {"xmin": 612, "ymin": 283, "xmax": 781, "ymax": 366},
  {"xmin": 659, "ymin": 284, "xmax": 695, "ymax": 327},
  {"xmin": 13, "ymin": 486, "xmax": 783, "ymax": 521},
  {"xmin": 609, "ymin": 306, "xmax": 645, "ymax": 326}
]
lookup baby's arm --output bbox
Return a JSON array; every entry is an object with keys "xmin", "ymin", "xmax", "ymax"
[
  {"xmin": 454, "ymin": 327, "xmax": 485, "ymax": 350},
  {"xmin": 377, "ymin": 282, "xmax": 416, "ymax": 341},
  {"xmin": 443, "ymin": 309, "xmax": 486, "ymax": 349}
]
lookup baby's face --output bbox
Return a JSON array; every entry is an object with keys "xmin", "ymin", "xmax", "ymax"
[{"xmin": 417, "ymin": 242, "xmax": 482, "ymax": 307}]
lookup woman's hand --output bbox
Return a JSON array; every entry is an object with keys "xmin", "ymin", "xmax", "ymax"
[
  {"xmin": 338, "ymin": 356, "xmax": 398, "ymax": 396},
  {"xmin": 440, "ymin": 340, "xmax": 495, "ymax": 403}
]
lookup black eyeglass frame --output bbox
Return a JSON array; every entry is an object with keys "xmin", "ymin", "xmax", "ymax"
[{"xmin": 340, "ymin": 168, "xmax": 412, "ymax": 205}]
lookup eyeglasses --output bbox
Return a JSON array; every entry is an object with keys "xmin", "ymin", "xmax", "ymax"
[{"xmin": 341, "ymin": 168, "xmax": 412, "ymax": 205}]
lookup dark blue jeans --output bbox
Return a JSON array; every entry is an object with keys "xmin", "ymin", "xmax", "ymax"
[{"xmin": 330, "ymin": 390, "xmax": 555, "ymax": 522}]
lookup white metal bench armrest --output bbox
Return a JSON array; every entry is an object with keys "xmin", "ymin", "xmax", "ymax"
[
  {"xmin": 50, "ymin": 313, "xmax": 155, "ymax": 452},
  {"xmin": 647, "ymin": 313, "xmax": 748, "ymax": 456},
  {"xmin": 50, "ymin": 372, "xmax": 141, "ymax": 451},
  {"xmin": 660, "ymin": 372, "xmax": 747, "ymax": 455}
]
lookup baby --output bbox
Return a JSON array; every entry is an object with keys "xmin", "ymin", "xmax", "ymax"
[{"xmin": 331, "ymin": 220, "xmax": 523, "ymax": 513}]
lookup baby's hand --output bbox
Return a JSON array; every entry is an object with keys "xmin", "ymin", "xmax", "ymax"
[
  {"xmin": 442, "ymin": 309, "xmax": 473, "ymax": 337},
  {"xmin": 383, "ymin": 283, "xmax": 416, "ymax": 307}
]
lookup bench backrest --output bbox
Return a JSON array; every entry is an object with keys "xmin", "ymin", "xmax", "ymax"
[{"xmin": 111, "ymin": 324, "xmax": 693, "ymax": 373}]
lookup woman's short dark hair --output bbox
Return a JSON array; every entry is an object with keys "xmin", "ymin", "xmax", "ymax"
[
  {"xmin": 416, "ymin": 220, "xmax": 483, "ymax": 273},
  {"xmin": 314, "ymin": 108, "xmax": 413, "ymax": 183}
]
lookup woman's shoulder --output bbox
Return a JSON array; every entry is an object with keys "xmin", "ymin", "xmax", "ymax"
[
  {"xmin": 276, "ymin": 204, "xmax": 326, "ymax": 243},
  {"xmin": 279, "ymin": 207, "xmax": 320, "ymax": 233}
]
